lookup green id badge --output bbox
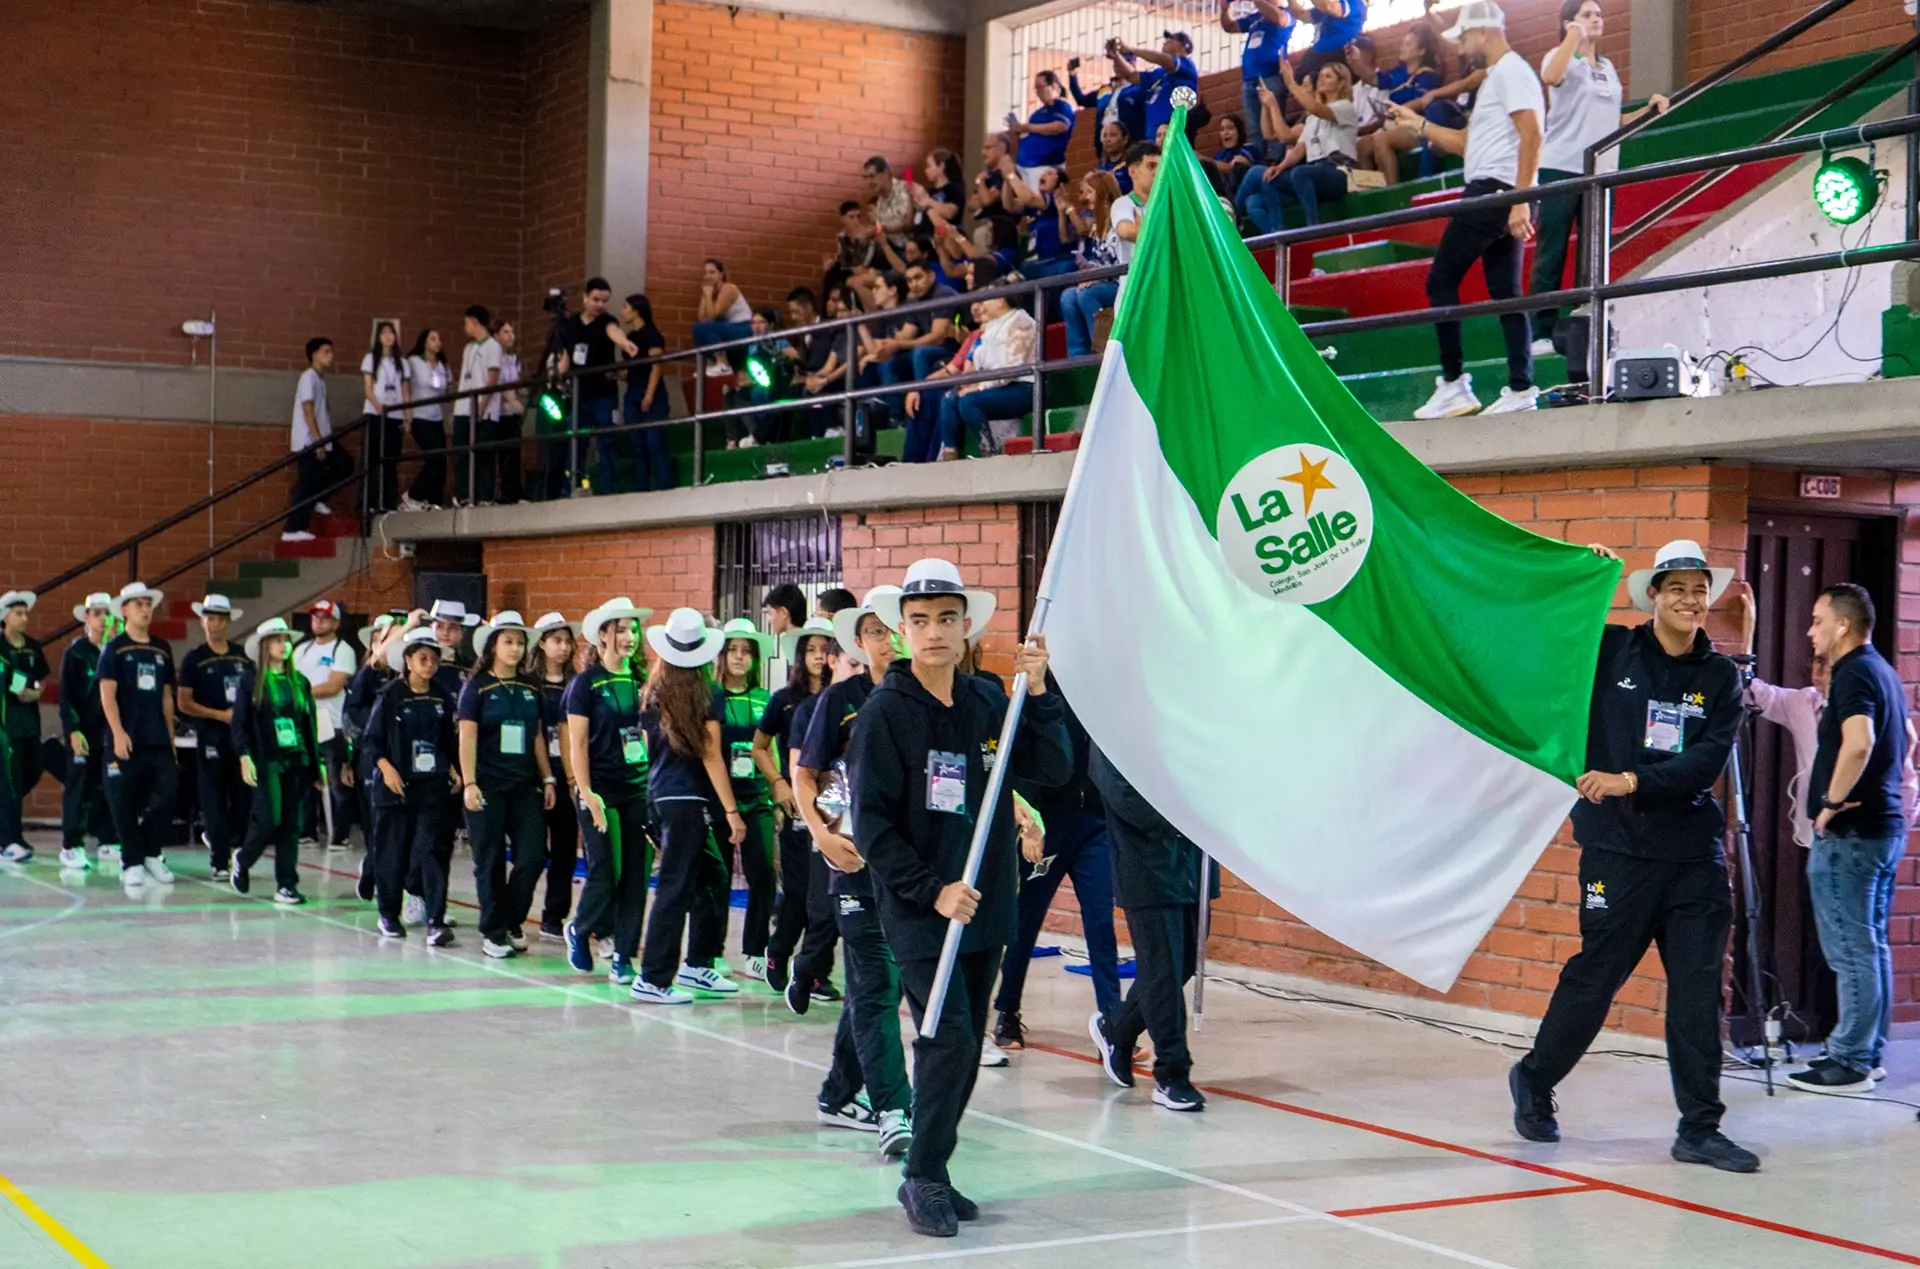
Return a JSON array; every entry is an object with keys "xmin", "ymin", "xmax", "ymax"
[
  {"xmin": 621, "ymin": 725, "xmax": 646, "ymax": 765},
  {"xmin": 273, "ymin": 717, "xmax": 300, "ymax": 749},
  {"xmin": 500, "ymin": 721, "xmax": 527, "ymax": 755},
  {"xmin": 8, "ymin": 671, "xmax": 25, "ymax": 695},
  {"xmin": 730, "ymin": 741, "xmax": 755, "ymax": 779}
]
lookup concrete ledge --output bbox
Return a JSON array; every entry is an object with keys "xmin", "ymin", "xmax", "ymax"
[
  {"xmin": 0, "ymin": 356, "xmax": 360, "ymax": 428},
  {"xmin": 378, "ymin": 378, "xmax": 1920, "ymax": 542}
]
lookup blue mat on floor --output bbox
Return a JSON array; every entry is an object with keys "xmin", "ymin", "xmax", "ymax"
[{"xmin": 1067, "ymin": 958, "xmax": 1136, "ymax": 979}]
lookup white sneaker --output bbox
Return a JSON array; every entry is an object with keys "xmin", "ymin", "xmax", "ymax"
[
  {"xmin": 630, "ymin": 979, "xmax": 694, "ymax": 1005},
  {"xmin": 817, "ymin": 1097, "xmax": 879, "ymax": 1132},
  {"xmin": 280, "ymin": 531, "xmax": 316, "ymax": 543},
  {"xmin": 122, "ymin": 865, "xmax": 147, "ymax": 888},
  {"xmin": 314, "ymin": 501, "xmax": 334, "ymax": 516},
  {"xmin": 402, "ymin": 894, "xmax": 427, "ymax": 927},
  {"xmin": 877, "ymin": 1108, "xmax": 913, "ymax": 1159},
  {"xmin": 979, "ymin": 1038, "xmax": 1010, "ymax": 1068},
  {"xmin": 398, "ymin": 495, "xmax": 428, "ymax": 513},
  {"xmin": 0, "ymin": 843, "xmax": 31, "ymax": 863},
  {"xmin": 143, "ymin": 856, "xmax": 176, "ymax": 884},
  {"xmin": 738, "ymin": 436, "xmax": 759, "ymax": 449},
  {"xmin": 507, "ymin": 930, "xmax": 528, "ymax": 953},
  {"xmin": 97, "ymin": 844, "xmax": 121, "ymax": 864},
  {"xmin": 326, "ymin": 840, "xmax": 349, "ymax": 853},
  {"xmin": 740, "ymin": 956, "xmax": 769, "ymax": 982},
  {"xmin": 705, "ymin": 360, "xmax": 733, "ymax": 377},
  {"xmin": 1872, "ymin": 1066, "xmax": 1889, "ymax": 1081},
  {"xmin": 1530, "ymin": 337, "xmax": 1556, "ymax": 357},
  {"xmin": 674, "ymin": 965, "xmax": 740, "ymax": 994},
  {"xmin": 1412, "ymin": 374, "xmax": 1481, "ymax": 420},
  {"xmin": 822, "ymin": 426, "xmax": 845, "ymax": 439},
  {"xmin": 59, "ymin": 847, "xmax": 91, "ymax": 870},
  {"xmin": 1481, "ymin": 385, "xmax": 1539, "ymax": 415},
  {"xmin": 481, "ymin": 937, "xmax": 516, "ymax": 959}
]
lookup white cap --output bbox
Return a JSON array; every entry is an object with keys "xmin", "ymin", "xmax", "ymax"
[{"xmin": 1443, "ymin": 0, "xmax": 1506, "ymax": 40}]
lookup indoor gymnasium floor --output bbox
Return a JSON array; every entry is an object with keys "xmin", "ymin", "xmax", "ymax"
[{"xmin": 3, "ymin": 830, "xmax": 1918, "ymax": 1269}]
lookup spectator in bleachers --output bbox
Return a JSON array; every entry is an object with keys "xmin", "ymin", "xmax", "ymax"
[
  {"xmin": 1211, "ymin": 113, "xmax": 1258, "ymax": 182},
  {"xmin": 728, "ymin": 306, "xmax": 787, "ymax": 450},
  {"xmin": 401, "ymin": 329, "xmax": 449, "ymax": 512},
  {"xmin": 1345, "ymin": 38, "xmax": 1393, "ymax": 134},
  {"xmin": 1221, "ymin": 0, "xmax": 1294, "ymax": 159},
  {"xmin": 825, "ymin": 200, "xmax": 882, "ymax": 294},
  {"xmin": 1293, "ymin": 0, "xmax": 1368, "ymax": 81},
  {"xmin": 619, "ymin": 295, "xmax": 677, "ymax": 493},
  {"xmin": 1236, "ymin": 77, "xmax": 1298, "ymax": 228},
  {"xmin": 968, "ymin": 133, "xmax": 1024, "ymax": 257},
  {"xmin": 862, "ymin": 156, "xmax": 917, "ymax": 249},
  {"xmin": 1096, "ymin": 120, "xmax": 1135, "ymax": 195},
  {"xmin": 1241, "ymin": 61, "xmax": 1356, "ymax": 230},
  {"xmin": 898, "ymin": 261, "xmax": 963, "ymax": 389},
  {"xmin": 784, "ymin": 287, "xmax": 847, "ymax": 439},
  {"xmin": 360, "ymin": 321, "xmax": 408, "ymax": 515},
  {"xmin": 1405, "ymin": 38, "xmax": 1484, "ymax": 131},
  {"xmin": 1004, "ymin": 167, "xmax": 1080, "ymax": 280},
  {"xmin": 493, "ymin": 320, "xmax": 525, "ymax": 506},
  {"xmin": 1352, "ymin": 31, "xmax": 1439, "ymax": 184},
  {"xmin": 933, "ymin": 263, "xmax": 1039, "ymax": 460},
  {"xmin": 284, "ymin": 336, "xmax": 350, "ymax": 543},
  {"xmin": 855, "ymin": 272, "xmax": 917, "ymax": 427},
  {"xmin": 1061, "ymin": 145, "xmax": 1158, "ymax": 358},
  {"xmin": 1393, "ymin": 0, "xmax": 1545, "ymax": 419},
  {"xmin": 1007, "ymin": 72, "xmax": 1076, "ymax": 188},
  {"xmin": 561, "ymin": 278, "xmax": 642, "ymax": 494},
  {"xmin": 1111, "ymin": 32, "xmax": 1198, "ymax": 151},
  {"xmin": 877, "ymin": 231, "xmax": 959, "ymax": 293},
  {"xmin": 912, "ymin": 149, "xmax": 966, "ymax": 230},
  {"xmin": 901, "ymin": 259, "xmax": 1005, "ymax": 463},
  {"xmin": 452, "ymin": 305, "xmax": 503, "ymax": 507},
  {"xmin": 1531, "ymin": 0, "xmax": 1668, "ymax": 354},
  {"xmin": 692, "ymin": 259, "xmax": 754, "ymax": 371}
]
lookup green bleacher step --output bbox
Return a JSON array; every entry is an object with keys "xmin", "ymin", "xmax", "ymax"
[
  {"xmin": 235, "ymin": 559, "xmax": 302, "ymax": 579},
  {"xmin": 675, "ymin": 429, "xmax": 908, "ymax": 485},
  {"xmin": 1325, "ymin": 316, "xmax": 1523, "ymax": 377},
  {"xmin": 208, "ymin": 577, "xmax": 265, "ymax": 599},
  {"xmin": 1044, "ymin": 406, "xmax": 1087, "ymax": 434},
  {"xmin": 1313, "ymin": 240, "xmax": 1435, "ymax": 273},
  {"xmin": 1341, "ymin": 354, "xmax": 1571, "ymax": 424}
]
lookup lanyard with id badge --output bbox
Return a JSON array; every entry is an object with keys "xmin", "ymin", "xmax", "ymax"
[
  {"xmin": 730, "ymin": 741, "xmax": 756, "ymax": 780},
  {"xmin": 274, "ymin": 716, "xmax": 301, "ymax": 751},
  {"xmin": 621, "ymin": 725, "xmax": 646, "ymax": 766},
  {"xmin": 412, "ymin": 739, "xmax": 438, "ymax": 774},
  {"xmin": 927, "ymin": 749, "xmax": 968, "ymax": 815},
  {"xmin": 1644, "ymin": 701, "xmax": 1685, "ymax": 754}
]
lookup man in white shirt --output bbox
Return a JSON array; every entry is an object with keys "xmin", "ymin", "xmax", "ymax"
[
  {"xmin": 1389, "ymin": 1, "xmax": 1546, "ymax": 421},
  {"xmin": 452, "ymin": 305, "xmax": 504, "ymax": 507},
  {"xmin": 283, "ymin": 337, "xmax": 353, "ymax": 543},
  {"xmin": 293, "ymin": 599, "xmax": 358, "ymax": 849}
]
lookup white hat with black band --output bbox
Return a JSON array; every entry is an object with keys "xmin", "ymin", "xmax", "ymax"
[
  {"xmin": 646, "ymin": 607, "xmax": 725, "ymax": 669},
  {"xmin": 533, "ymin": 611, "xmax": 575, "ymax": 638},
  {"xmin": 111, "ymin": 581, "xmax": 164, "ymax": 616},
  {"xmin": 245, "ymin": 616, "xmax": 307, "ymax": 662},
  {"xmin": 582, "ymin": 597, "xmax": 653, "ymax": 649},
  {"xmin": 192, "ymin": 594, "xmax": 244, "ymax": 622},
  {"xmin": 870, "ymin": 558, "xmax": 996, "ymax": 640},
  {"xmin": 833, "ymin": 587, "xmax": 902, "ymax": 667},
  {"xmin": 73, "ymin": 591, "xmax": 113, "ymax": 623},
  {"xmin": 779, "ymin": 615, "xmax": 835, "ymax": 662},
  {"xmin": 473, "ymin": 610, "xmax": 533, "ymax": 663},
  {"xmin": 427, "ymin": 598, "xmax": 480, "ymax": 628},
  {"xmin": 389, "ymin": 625, "xmax": 445, "ymax": 672},
  {"xmin": 0, "ymin": 590, "xmax": 36, "ymax": 616},
  {"xmin": 1627, "ymin": 539, "xmax": 1734, "ymax": 613}
]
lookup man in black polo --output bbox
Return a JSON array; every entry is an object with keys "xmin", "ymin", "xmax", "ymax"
[
  {"xmin": 1509, "ymin": 539, "xmax": 1757, "ymax": 1174},
  {"xmin": 98, "ymin": 582, "xmax": 181, "ymax": 891},
  {"xmin": 560, "ymin": 277, "xmax": 639, "ymax": 496},
  {"xmin": 1789, "ymin": 583, "xmax": 1910, "ymax": 1094}
]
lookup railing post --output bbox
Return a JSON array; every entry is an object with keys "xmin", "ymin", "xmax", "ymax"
[
  {"xmin": 692, "ymin": 352, "xmax": 706, "ymax": 487},
  {"xmin": 362, "ymin": 411, "xmax": 377, "ymax": 531},
  {"xmin": 1908, "ymin": 11, "xmax": 1919, "ymax": 243},
  {"xmin": 567, "ymin": 378, "xmax": 581, "ymax": 496},
  {"xmin": 1030, "ymin": 280, "xmax": 1046, "ymax": 447},
  {"xmin": 1273, "ymin": 234, "xmax": 1292, "ymax": 308},
  {"xmin": 842, "ymin": 325, "xmax": 857, "ymax": 466},
  {"xmin": 463, "ymin": 400, "xmax": 477, "ymax": 509},
  {"xmin": 128, "ymin": 543, "xmax": 139, "ymax": 585},
  {"xmin": 1584, "ymin": 179, "xmax": 1612, "ymax": 392}
]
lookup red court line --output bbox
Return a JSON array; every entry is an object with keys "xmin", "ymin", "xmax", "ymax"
[
  {"xmin": 1024, "ymin": 1042, "xmax": 1920, "ymax": 1265},
  {"xmin": 1327, "ymin": 1183, "xmax": 1600, "ymax": 1219},
  {"xmin": 297, "ymin": 858, "xmax": 482, "ymax": 911}
]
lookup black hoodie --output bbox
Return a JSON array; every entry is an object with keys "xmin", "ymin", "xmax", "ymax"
[
  {"xmin": 1571, "ymin": 622, "xmax": 1741, "ymax": 861},
  {"xmin": 850, "ymin": 657, "xmax": 1073, "ymax": 961}
]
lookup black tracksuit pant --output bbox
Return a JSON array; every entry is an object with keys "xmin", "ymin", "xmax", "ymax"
[
  {"xmin": 691, "ymin": 805, "xmax": 776, "ymax": 960},
  {"xmin": 1519, "ymin": 846, "xmax": 1734, "ymax": 1142},
  {"xmin": 313, "ymin": 734, "xmax": 352, "ymax": 846},
  {"xmin": 61, "ymin": 740, "xmax": 112, "ymax": 850},
  {"xmin": 236, "ymin": 762, "xmax": 308, "ymax": 893},
  {"xmin": 7, "ymin": 731, "xmax": 43, "ymax": 806},
  {"xmin": 409, "ymin": 417, "xmax": 448, "ymax": 507},
  {"xmin": 641, "ymin": 799, "xmax": 728, "ymax": 988},
  {"xmin": 573, "ymin": 787, "xmax": 650, "ymax": 961},
  {"xmin": 817, "ymin": 890, "xmax": 911, "ymax": 1115},
  {"xmin": 0, "ymin": 738, "xmax": 19, "ymax": 848},
  {"xmin": 466, "ymin": 783, "xmax": 548, "ymax": 941},
  {"xmin": 897, "ymin": 947, "xmax": 999, "ymax": 1186},
  {"xmin": 374, "ymin": 785, "xmax": 448, "ymax": 925},
  {"xmin": 105, "ymin": 745, "xmax": 179, "ymax": 870},
  {"xmin": 785, "ymin": 848, "xmax": 842, "ymax": 989},
  {"xmin": 1427, "ymin": 178, "xmax": 1534, "ymax": 392},
  {"xmin": 539, "ymin": 793, "xmax": 580, "ymax": 930},
  {"xmin": 1108, "ymin": 903, "xmax": 1199, "ymax": 1086},
  {"xmin": 363, "ymin": 413, "xmax": 404, "ymax": 513},
  {"xmin": 197, "ymin": 745, "xmax": 251, "ymax": 870},
  {"xmin": 769, "ymin": 822, "xmax": 838, "ymax": 974}
]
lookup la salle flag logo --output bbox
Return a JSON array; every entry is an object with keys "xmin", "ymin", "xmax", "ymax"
[{"xmin": 1219, "ymin": 443, "xmax": 1373, "ymax": 604}]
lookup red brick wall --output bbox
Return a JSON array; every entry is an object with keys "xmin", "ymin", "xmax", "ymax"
[
  {"xmin": 481, "ymin": 526, "xmax": 715, "ymax": 620},
  {"xmin": 840, "ymin": 505, "xmax": 1024, "ymax": 674},
  {"xmin": 1687, "ymin": 0, "xmax": 1915, "ymax": 81},
  {"xmin": 646, "ymin": 0, "xmax": 967, "ymax": 346},
  {"xmin": 522, "ymin": 8, "xmax": 593, "ymax": 327}
]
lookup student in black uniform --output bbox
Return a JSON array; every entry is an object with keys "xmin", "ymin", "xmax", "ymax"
[
  {"xmin": 345, "ymin": 614, "xmax": 403, "ymax": 901},
  {"xmin": 797, "ymin": 590, "xmax": 914, "ymax": 1159},
  {"xmin": 459, "ymin": 611, "xmax": 556, "ymax": 960},
  {"xmin": 762, "ymin": 615, "xmax": 833, "ymax": 987},
  {"xmin": 563, "ymin": 598, "xmax": 654, "ymax": 981},
  {"xmin": 177, "ymin": 595, "xmax": 251, "ymax": 881},
  {"xmin": 98, "ymin": 582, "xmax": 182, "ymax": 890},
  {"xmin": 58, "ymin": 592, "xmax": 115, "ymax": 871},
  {"xmin": 231, "ymin": 618, "xmax": 323, "ymax": 904},
  {"xmin": 853, "ymin": 558, "xmax": 1070, "ymax": 1238},
  {"xmin": 1087, "ymin": 743, "xmax": 1211, "ymax": 1111},
  {"xmin": 530, "ymin": 613, "xmax": 581, "ymax": 941},
  {"xmin": 705, "ymin": 617, "xmax": 779, "ymax": 980},
  {"xmin": 398, "ymin": 600, "xmax": 478, "ymax": 928},
  {"xmin": 779, "ymin": 632, "xmax": 858, "ymax": 1007},
  {"xmin": 1511, "ymin": 539, "xmax": 1758, "ymax": 1174},
  {"xmin": 635, "ymin": 608, "xmax": 747, "ymax": 1004},
  {"xmin": 0, "ymin": 589, "xmax": 46, "ymax": 863},
  {"xmin": 366, "ymin": 628, "xmax": 462, "ymax": 943}
]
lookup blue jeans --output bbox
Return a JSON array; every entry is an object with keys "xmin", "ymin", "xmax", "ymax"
[
  {"xmin": 1242, "ymin": 161, "xmax": 1347, "ymax": 231},
  {"xmin": 1061, "ymin": 282, "xmax": 1119, "ymax": 358},
  {"xmin": 1241, "ymin": 75, "xmax": 1285, "ymax": 160},
  {"xmin": 902, "ymin": 344, "xmax": 958, "ymax": 463},
  {"xmin": 937, "ymin": 382, "xmax": 1030, "ymax": 455},
  {"xmin": 995, "ymin": 807, "xmax": 1122, "ymax": 1019},
  {"xmin": 578, "ymin": 395, "xmax": 624, "ymax": 496},
  {"xmin": 623, "ymin": 392, "xmax": 678, "ymax": 492},
  {"xmin": 692, "ymin": 320, "xmax": 752, "ymax": 369},
  {"xmin": 1808, "ymin": 827, "xmax": 1907, "ymax": 1071}
]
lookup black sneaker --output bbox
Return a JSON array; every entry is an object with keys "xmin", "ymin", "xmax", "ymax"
[
  {"xmin": 811, "ymin": 980, "xmax": 842, "ymax": 1003},
  {"xmin": 539, "ymin": 921, "xmax": 565, "ymax": 943},
  {"xmin": 356, "ymin": 855, "xmax": 376, "ymax": 902},
  {"xmin": 1785, "ymin": 1062, "xmax": 1874, "ymax": 1094},
  {"xmin": 944, "ymin": 1186, "xmax": 979, "ymax": 1221},
  {"xmin": 230, "ymin": 866, "xmax": 250, "ymax": 896},
  {"xmin": 428, "ymin": 924, "xmax": 455, "ymax": 948},
  {"xmin": 897, "ymin": 1178, "xmax": 957, "ymax": 1238},
  {"xmin": 1153, "ymin": 1080, "xmax": 1206, "ymax": 1111},
  {"xmin": 1671, "ymin": 1132, "xmax": 1760, "ymax": 1173},
  {"xmin": 785, "ymin": 974, "xmax": 812, "ymax": 1016},
  {"xmin": 1508, "ymin": 1062, "xmax": 1559, "ymax": 1143},
  {"xmin": 765, "ymin": 955, "xmax": 791, "ymax": 992},
  {"xmin": 993, "ymin": 1010, "xmax": 1026, "ymax": 1051},
  {"xmin": 378, "ymin": 917, "xmax": 406, "ymax": 939},
  {"xmin": 1088, "ymin": 1010, "xmax": 1132, "ymax": 1088}
]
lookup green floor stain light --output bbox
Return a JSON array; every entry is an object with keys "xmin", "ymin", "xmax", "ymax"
[{"xmin": 1813, "ymin": 152, "xmax": 1880, "ymax": 226}]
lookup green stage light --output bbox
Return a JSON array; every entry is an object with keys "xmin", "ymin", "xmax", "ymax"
[
  {"xmin": 538, "ymin": 390, "xmax": 566, "ymax": 422},
  {"xmin": 1813, "ymin": 155, "xmax": 1878, "ymax": 226},
  {"xmin": 746, "ymin": 355, "xmax": 773, "ymax": 390}
]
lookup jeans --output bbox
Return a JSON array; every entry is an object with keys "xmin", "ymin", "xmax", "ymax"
[
  {"xmin": 578, "ymin": 395, "xmax": 626, "ymax": 496},
  {"xmin": 937, "ymin": 383, "xmax": 1031, "ymax": 455},
  {"xmin": 1240, "ymin": 162, "xmax": 1347, "ymax": 232},
  {"xmin": 1061, "ymin": 282, "xmax": 1119, "ymax": 358},
  {"xmin": 1529, "ymin": 167, "xmax": 1582, "ymax": 343},
  {"xmin": 1242, "ymin": 74, "xmax": 1285, "ymax": 160},
  {"xmin": 994, "ymin": 807, "xmax": 1121, "ymax": 1019},
  {"xmin": 1808, "ymin": 828, "xmax": 1907, "ymax": 1072},
  {"xmin": 692, "ymin": 320, "xmax": 753, "ymax": 370},
  {"xmin": 622, "ymin": 391, "xmax": 679, "ymax": 492},
  {"xmin": 1428, "ymin": 178, "xmax": 1534, "ymax": 392},
  {"xmin": 816, "ymin": 890, "xmax": 911, "ymax": 1116},
  {"xmin": 466, "ymin": 782, "xmax": 549, "ymax": 942}
]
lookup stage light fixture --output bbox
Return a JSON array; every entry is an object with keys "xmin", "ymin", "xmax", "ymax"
[{"xmin": 1813, "ymin": 154, "xmax": 1878, "ymax": 225}]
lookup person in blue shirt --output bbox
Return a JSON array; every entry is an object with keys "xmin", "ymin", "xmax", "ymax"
[
  {"xmin": 1296, "ymin": 0, "xmax": 1368, "ymax": 81},
  {"xmin": 1362, "ymin": 23, "xmax": 1448, "ymax": 182},
  {"xmin": 1113, "ymin": 31, "xmax": 1198, "ymax": 146},
  {"xmin": 1221, "ymin": 0, "xmax": 1294, "ymax": 159},
  {"xmin": 1007, "ymin": 70, "xmax": 1075, "ymax": 187},
  {"xmin": 1211, "ymin": 112, "xmax": 1258, "ymax": 182},
  {"xmin": 1004, "ymin": 167, "xmax": 1080, "ymax": 281}
]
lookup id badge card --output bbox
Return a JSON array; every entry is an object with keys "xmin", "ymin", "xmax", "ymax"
[
  {"xmin": 620, "ymin": 725, "xmax": 646, "ymax": 765},
  {"xmin": 500, "ymin": 721, "xmax": 527, "ymax": 756},
  {"xmin": 548, "ymin": 732, "xmax": 562, "ymax": 759},
  {"xmin": 573, "ymin": 341, "xmax": 590, "ymax": 365},
  {"xmin": 273, "ymin": 717, "xmax": 300, "ymax": 750},
  {"xmin": 8, "ymin": 671, "xmax": 25, "ymax": 695},
  {"xmin": 224, "ymin": 679, "xmax": 240, "ymax": 705},
  {"xmin": 411, "ymin": 739, "xmax": 437, "ymax": 774},
  {"xmin": 136, "ymin": 665, "xmax": 157, "ymax": 692},
  {"xmin": 730, "ymin": 741, "xmax": 755, "ymax": 780},
  {"xmin": 926, "ymin": 750, "xmax": 967, "ymax": 815},
  {"xmin": 1644, "ymin": 702, "xmax": 1685, "ymax": 753}
]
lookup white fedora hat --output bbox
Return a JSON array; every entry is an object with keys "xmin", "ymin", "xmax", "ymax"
[
  {"xmin": 72, "ymin": 591, "xmax": 113, "ymax": 623},
  {"xmin": 0, "ymin": 590, "xmax": 36, "ymax": 614},
  {"xmin": 389, "ymin": 626, "xmax": 446, "ymax": 672},
  {"xmin": 532, "ymin": 611, "xmax": 575, "ymax": 638},
  {"xmin": 717, "ymin": 616, "xmax": 774, "ymax": 660},
  {"xmin": 870, "ymin": 559, "xmax": 996, "ymax": 640},
  {"xmin": 833, "ymin": 587, "xmax": 901, "ymax": 667},
  {"xmin": 427, "ymin": 599, "xmax": 481, "ymax": 628},
  {"xmin": 647, "ymin": 607, "xmax": 726, "ymax": 668},
  {"xmin": 473, "ymin": 610, "xmax": 533, "ymax": 661},
  {"xmin": 356, "ymin": 612, "xmax": 404, "ymax": 649},
  {"xmin": 244, "ymin": 616, "xmax": 307, "ymax": 662},
  {"xmin": 779, "ymin": 615, "xmax": 836, "ymax": 662},
  {"xmin": 192, "ymin": 594, "xmax": 244, "ymax": 622},
  {"xmin": 111, "ymin": 581, "xmax": 164, "ymax": 615},
  {"xmin": 582, "ymin": 597, "xmax": 653, "ymax": 648},
  {"xmin": 1626, "ymin": 539, "xmax": 1734, "ymax": 613}
]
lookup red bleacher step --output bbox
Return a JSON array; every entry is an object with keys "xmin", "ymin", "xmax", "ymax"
[{"xmin": 274, "ymin": 536, "xmax": 339, "ymax": 560}]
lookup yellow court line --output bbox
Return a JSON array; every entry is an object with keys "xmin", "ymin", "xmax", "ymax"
[{"xmin": 0, "ymin": 1171, "xmax": 110, "ymax": 1268}]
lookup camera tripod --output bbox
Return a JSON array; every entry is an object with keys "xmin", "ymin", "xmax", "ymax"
[{"xmin": 1726, "ymin": 656, "xmax": 1781, "ymax": 1095}]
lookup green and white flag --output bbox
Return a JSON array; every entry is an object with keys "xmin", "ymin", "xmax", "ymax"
[{"xmin": 1045, "ymin": 114, "xmax": 1619, "ymax": 990}]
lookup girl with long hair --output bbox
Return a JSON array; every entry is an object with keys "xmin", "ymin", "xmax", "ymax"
[
  {"xmin": 458, "ymin": 612, "xmax": 555, "ymax": 960},
  {"xmin": 1096, "ymin": 120, "xmax": 1134, "ymax": 195},
  {"xmin": 403, "ymin": 328, "xmax": 449, "ymax": 510},
  {"xmin": 361, "ymin": 321, "xmax": 409, "ymax": 513},
  {"xmin": 1244, "ymin": 60, "xmax": 1359, "ymax": 230},
  {"xmin": 230, "ymin": 618, "xmax": 322, "ymax": 905},
  {"xmin": 633, "ymin": 609, "xmax": 746, "ymax": 1004},
  {"xmin": 760, "ymin": 616, "xmax": 834, "ymax": 990},
  {"xmin": 911, "ymin": 148, "xmax": 966, "ymax": 227},
  {"xmin": 705, "ymin": 618, "xmax": 779, "ymax": 979},
  {"xmin": 529, "ymin": 613, "xmax": 581, "ymax": 941}
]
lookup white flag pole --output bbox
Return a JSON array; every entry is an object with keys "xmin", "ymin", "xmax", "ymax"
[{"xmin": 1192, "ymin": 850, "xmax": 1211, "ymax": 1030}]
